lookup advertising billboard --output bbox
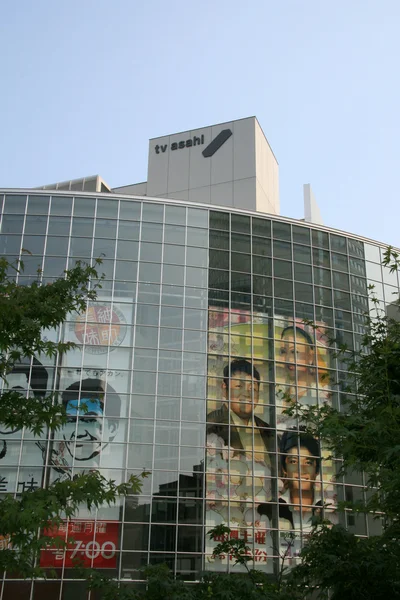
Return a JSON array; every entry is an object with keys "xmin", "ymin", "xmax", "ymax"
[{"xmin": 205, "ymin": 308, "xmax": 336, "ymax": 570}]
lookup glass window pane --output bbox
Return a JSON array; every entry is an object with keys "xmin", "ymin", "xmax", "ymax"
[
  {"xmin": 162, "ymin": 285, "xmax": 184, "ymax": 306},
  {"xmin": 165, "ymin": 205, "xmax": 186, "ymax": 225},
  {"xmin": 142, "ymin": 222, "xmax": 163, "ymax": 243},
  {"xmin": 313, "ymin": 267, "xmax": 331, "ymax": 287},
  {"xmin": 253, "ymin": 255, "xmax": 272, "ymax": 276},
  {"xmin": 315, "ymin": 286, "xmax": 332, "ymax": 306},
  {"xmin": 272, "ymin": 221, "xmax": 291, "ymax": 241},
  {"xmin": 69, "ymin": 237, "xmax": 92, "ymax": 257},
  {"xmin": 330, "ymin": 234, "xmax": 347, "ymax": 253},
  {"xmin": 292, "ymin": 225, "xmax": 310, "ymax": 244},
  {"xmin": 295, "ymin": 282, "xmax": 313, "ymax": 303},
  {"xmin": 252, "ymin": 237, "xmax": 271, "ymax": 257},
  {"xmin": 143, "ymin": 203, "xmax": 164, "ymax": 223},
  {"xmin": 4, "ymin": 195, "xmax": 27, "ymax": 214},
  {"xmin": 275, "ymin": 278, "xmax": 293, "ymax": 299},
  {"xmin": 273, "ymin": 240, "xmax": 292, "ymax": 260},
  {"xmin": 273, "ymin": 259, "xmax": 292, "ymax": 279},
  {"xmin": 118, "ymin": 221, "xmax": 140, "ymax": 240},
  {"xmin": 252, "ymin": 217, "xmax": 271, "ymax": 237},
  {"xmin": 117, "ymin": 240, "xmax": 139, "ymax": 261},
  {"xmin": 186, "ymin": 246, "xmax": 207, "ymax": 267},
  {"xmin": 0, "ymin": 234, "xmax": 21, "ymax": 255},
  {"xmin": 93, "ymin": 237, "xmax": 116, "ymax": 259},
  {"xmin": 187, "ymin": 208, "xmax": 208, "ymax": 228},
  {"xmin": 95, "ymin": 218, "xmax": 117, "ymax": 238},
  {"xmin": 141, "ymin": 242, "xmax": 163, "ymax": 263},
  {"xmin": 48, "ymin": 216, "xmax": 71, "ymax": 236},
  {"xmin": 231, "ymin": 252, "xmax": 251, "ymax": 272},
  {"xmin": 119, "ymin": 200, "xmax": 141, "ymax": 220},
  {"xmin": 71, "ymin": 217, "xmax": 94, "ymax": 237},
  {"xmin": 163, "ymin": 264, "xmax": 185, "ymax": 286},
  {"xmin": 164, "ymin": 225, "xmax": 185, "ymax": 245},
  {"xmin": 46, "ymin": 236, "xmax": 69, "ymax": 256},
  {"xmin": 137, "ymin": 283, "xmax": 160, "ymax": 304},
  {"xmin": 186, "ymin": 227, "xmax": 208, "ymax": 247},
  {"xmin": 210, "ymin": 210, "xmax": 229, "ymax": 230},
  {"xmin": 24, "ymin": 216, "xmax": 47, "ymax": 235},
  {"xmin": 96, "ymin": 199, "xmax": 118, "ymax": 219},
  {"xmin": 27, "ymin": 195, "xmax": 49, "ymax": 214},
  {"xmin": 331, "ymin": 252, "xmax": 348, "ymax": 272},
  {"xmin": 21, "ymin": 235, "xmax": 44, "ymax": 255},
  {"xmin": 231, "ymin": 213, "xmax": 250, "ymax": 233},
  {"xmin": 138, "ymin": 262, "xmax": 161, "ymax": 283},
  {"xmin": 50, "ymin": 195, "xmax": 73, "ymax": 215},
  {"xmin": 333, "ymin": 271, "xmax": 350, "ymax": 291},
  {"xmin": 209, "ymin": 230, "xmax": 229, "ymax": 250},
  {"xmin": 312, "ymin": 230, "xmax": 329, "ymax": 249},
  {"xmin": 231, "ymin": 233, "xmax": 250, "ymax": 253},
  {"xmin": 115, "ymin": 261, "xmax": 137, "ymax": 281},
  {"xmin": 294, "ymin": 263, "xmax": 312, "ymax": 283},
  {"xmin": 293, "ymin": 244, "xmax": 311, "ymax": 263},
  {"xmin": 163, "ymin": 244, "xmax": 185, "ymax": 265},
  {"xmin": 73, "ymin": 197, "xmax": 96, "ymax": 217}
]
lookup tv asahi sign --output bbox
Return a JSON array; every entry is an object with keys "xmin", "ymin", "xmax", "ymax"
[{"xmin": 154, "ymin": 129, "xmax": 232, "ymax": 158}]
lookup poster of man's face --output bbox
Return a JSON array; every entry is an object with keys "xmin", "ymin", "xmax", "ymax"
[{"xmin": 56, "ymin": 379, "xmax": 120, "ymax": 466}]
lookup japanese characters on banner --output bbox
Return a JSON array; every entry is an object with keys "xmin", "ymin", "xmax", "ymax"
[
  {"xmin": 205, "ymin": 308, "xmax": 337, "ymax": 571},
  {"xmin": 40, "ymin": 520, "xmax": 119, "ymax": 569}
]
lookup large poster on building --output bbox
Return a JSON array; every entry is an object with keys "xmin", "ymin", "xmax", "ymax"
[{"xmin": 205, "ymin": 308, "xmax": 336, "ymax": 571}]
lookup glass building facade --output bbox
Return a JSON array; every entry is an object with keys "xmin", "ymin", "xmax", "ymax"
[{"xmin": 0, "ymin": 190, "xmax": 396, "ymax": 599}]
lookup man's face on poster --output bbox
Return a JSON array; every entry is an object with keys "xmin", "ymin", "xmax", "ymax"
[
  {"xmin": 223, "ymin": 371, "xmax": 259, "ymax": 420},
  {"xmin": 62, "ymin": 398, "xmax": 118, "ymax": 462}
]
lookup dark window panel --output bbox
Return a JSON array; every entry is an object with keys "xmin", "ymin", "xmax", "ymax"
[
  {"xmin": 335, "ymin": 310, "xmax": 353, "ymax": 331},
  {"xmin": 209, "ymin": 249, "xmax": 229, "ymax": 270},
  {"xmin": 210, "ymin": 210, "xmax": 229, "ymax": 230},
  {"xmin": 274, "ymin": 298, "xmax": 293, "ymax": 316},
  {"xmin": 313, "ymin": 248, "xmax": 331, "ymax": 268},
  {"xmin": 292, "ymin": 225, "xmax": 311, "ymax": 245},
  {"xmin": 315, "ymin": 306, "xmax": 334, "ymax": 326},
  {"xmin": 331, "ymin": 252, "xmax": 349, "ymax": 272},
  {"xmin": 350, "ymin": 275, "xmax": 368, "ymax": 295},
  {"xmin": 314, "ymin": 286, "xmax": 333, "ymax": 306},
  {"xmin": 209, "ymin": 229, "xmax": 229, "ymax": 250},
  {"xmin": 330, "ymin": 234, "xmax": 347, "ymax": 254},
  {"xmin": 231, "ymin": 233, "xmax": 251, "ymax": 254},
  {"xmin": 231, "ymin": 251, "xmax": 251, "ymax": 272},
  {"xmin": 252, "ymin": 236, "xmax": 271, "ymax": 257},
  {"xmin": 295, "ymin": 302, "xmax": 314, "ymax": 320},
  {"xmin": 231, "ymin": 213, "xmax": 250, "ymax": 234},
  {"xmin": 351, "ymin": 293, "xmax": 369, "ymax": 314},
  {"xmin": 123, "ymin": 524, "xmax": 149, "ymax": 551},
  {"xmin": 295, "ymin": 282, "xmax": 313, "ymax": 303},
  {"xmin": 348, "ymin": 239, "xmax": 365, "ymax": 259},
  {"xmin": 209, "ymin": 269, "xmax": 229, "ymax": 290},
  {"xmin": 312, "ymin": 230, "xmax": 329, "ymax": 249},
  {"xmin": 274, "ymin": 279, "xmax": 293, "ymax": 300},
  {"xmin": 252, "ymin": 275, "xmax": 272, "ymax": 296},
  {"xmin": 313, "ymin": 267, "xmax": 332, "ymax": 287},
  {"xmin": 273, "ymin": 259, "xmax": 292, "ymax": 279},
  {"xmin": 231, "ymin": 272, "xmax": 251, "ymax": 293},
  {"xmin": 293, "ymin": 243, "xmax": 311, "ymax": 263},
  {"xmin": 273, "ymin": 240, "xmax": 292, "ymax": 260},
  {"xmin": 294, "ymin": 263, "xmax": 312, "ymax": 283},
  {"xmin": 272, "ymin": 221, "xmax": 291, "ymax": 241},
  {"xmin": 252, "ymin": 294, "xmax": 273, "ymax": 313},
  {"xmin": 334, "ymin": 290, "xmax": 352, "ymax": 311},
  {"xmin": 231, "ymin": 291, "xmax": 252, "ymax": 309},
  {"xmin": 349, "ymin": 257, "xmax": 366, "ymax": 277},
  {"xmin": 253, "ymin": 255, "xmax": 272, "ymax": 276},
  {"xmin": 252, "ymin": 217, "xmax": 271, "ymax": 237},
  {"xmin": 208, "ymin": 288, "xmax": 229, "ymax": 308},
  {"xmin": 333, "ymin": 271, "xmax": 350, "ymax": 291},
  {"xmin": 177, "ymin": 526, "xmax": 203, "ymax": 552}
]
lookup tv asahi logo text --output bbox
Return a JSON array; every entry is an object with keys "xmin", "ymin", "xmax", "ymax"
[{"xmin": 154, "ymin": 135, "xmax": 205, "ymax": 154}]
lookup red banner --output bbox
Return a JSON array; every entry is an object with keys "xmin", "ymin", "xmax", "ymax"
[{"xmin": 40, "ymin": 520, "xmax": 119, "ymax": 569}]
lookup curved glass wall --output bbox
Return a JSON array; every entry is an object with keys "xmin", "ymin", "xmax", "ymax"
[{"xmin": 0, "ymin": 191, "xmax": 395, "ymax": 597}]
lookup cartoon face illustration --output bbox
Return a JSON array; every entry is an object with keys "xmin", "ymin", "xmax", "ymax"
[{"xmin": 59, "ymin": 379, "xmax": 120, "ymax": 463}]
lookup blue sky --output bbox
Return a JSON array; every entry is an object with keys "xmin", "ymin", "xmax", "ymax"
[{"xmin": 1, "ymin": 0, "xmax": 399, "ymax": 246}]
